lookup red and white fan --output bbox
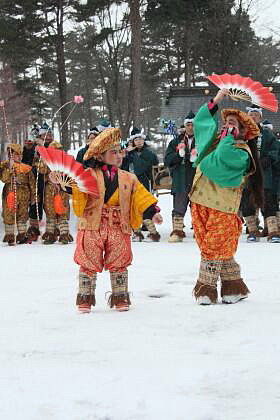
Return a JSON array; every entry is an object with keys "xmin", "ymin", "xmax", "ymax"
[
  {"xmin": 207, "ymin": 73, "xmax": 278, "ymax": 112},
  {"xmin": 36, "ymin": 146, "xmax": 99, "ymax": 196}
]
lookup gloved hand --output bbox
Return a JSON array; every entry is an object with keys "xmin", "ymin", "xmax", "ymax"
[
  {"xmin": 177, "ymin": 142, "xmax": 186, "ymax": 157},
  {"xmin": 260, "ymin": 156, "xmax": 271, "ymax": 170}
]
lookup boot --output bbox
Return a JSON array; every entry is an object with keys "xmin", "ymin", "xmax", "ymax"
[
  {"xmin": 59, "ymin": 234, "xmax": 71, "ymax": 244},
  {"xmin": 27, "ymin": 219, "xmax": 40, "ymax": 241},
  {"xmin": 266, "ymin": 216, "xmax": 280, "ymax": 243},
  {"xmin": 245, "ymin": 216, "xmax": 261, "ymax": 242},
  {"xmin": 7, "ymin": 236, "xmax": 16, "ymax": 246},
  {"xmin": 68, "ymin": 233, "xmax": 74, "ymax": 242},
  {"xmin": 193, "ymin": 259, "xmax": 222, "ymax": 305},
  {"xmin": 132, "ymin": 229, "xmax": 144, "ymax": 242},
  {"xmin": 147, "ymin": 232, "xmax": 161, "ymax": 242},
  {"xmin": 220, "ymin": 258, "xmax": 250, "ymax": 304},
  {"xmin": 261, "ymin": 219, "xmax": 268, "ymax": 237},
  {"xmin": 168, "ymin": 215, "xmax": 185, "ymax": 243},
  {"xmin": 3, "ymin": 224, "xmax": 15, "ymax": 245},
  {"xmin": 16, "ymin": 221, "xmax": 28, "ymax": 244},
  {"xmin": 108, "ymin": 270, "xmax": 131, "ymax": 311},
  {"xmin": 54, "ymin": 227, "xmax": 60, "ymax": 241},
  {"xmin": 16, "ymin": 233, "xmax": 28, "ymax": 244},
  {"xmin": 143, "ymin": 219, "xmax": 160, "ymax": 242},
  {"xmin": 76, "ymin": 272, "xmax": 97, "ymax": 313},
  {"xmin": 43, "ymin": 218, "xmax": 57, "ymax": 244},
  {"xmin": 58, "ymin": 220, "xmax": 72, "ymax": 244},
  {"xmin": 277, "ymin": 211, "xmax": 280, "ymax": 231},
  {"xmin": 43, "ymin": 232, "xmax": 57, "ymax": 245}
]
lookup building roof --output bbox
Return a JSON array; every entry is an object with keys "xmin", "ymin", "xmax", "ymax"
[{"xmin": 159, "ymin": 83, "xmax": 280, "ymax": 132}]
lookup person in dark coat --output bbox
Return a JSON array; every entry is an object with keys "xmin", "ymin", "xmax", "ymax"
[
  {"xmin": 126, "ymin": 127, "xmax": 160, "ymax": 242},
  {"xmin": 22, "ymin": 139, "xmax": 36, "ymax": 166},
  {"xmin": 76, "ymin": 119, "xmax": 111, "ymax": 167},
  {"xmin": 242, "ymin": 104, "xmax": 280, "ymax": 242},
  {"xmin": 261, "ymin": 120, "xmax": 280, "ymax": 234},
  {"xmin": 126, "ymin": 128, "xmax": 159, "ymax": 191},
  {"xmin": 76, "ymin": 127, "xmax": 100, "ymax": 167},
  {"xmin": 164, "ymin": 111, "xmax": 196, "ymax": 242}
]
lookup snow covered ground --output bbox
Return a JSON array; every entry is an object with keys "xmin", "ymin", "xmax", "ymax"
[{"xmin": 0, "ymin": 194, "xmax": 280, "ymax": 420}]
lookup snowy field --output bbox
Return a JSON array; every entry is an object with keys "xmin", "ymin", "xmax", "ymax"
[{"xmin": 1, "ymin": 194, "xmax": 280, "ymax": 420}]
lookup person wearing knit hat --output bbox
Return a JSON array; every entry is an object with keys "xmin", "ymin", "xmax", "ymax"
[
  {"xmin": 22, "ymin": 124, "xmax": 39, "ymax": 166},
  {"xmin": 76, "ymin": 127, "xmax": 100, "ymax": 167},
  {"xmin": 190, "ymin": 89, "xmax": 263, "ymax": 305},
  {"xmin": 35, "ymin": 141, "xmax": 73, "ymax": 245},
  {"xmin": 241, "ymin": 104, "xmax": 280, "ymax": 242},
  {"xmin": 128, "ymin": 127, "xmax": 146, "ymax": 142},
  {"xmin": 38, "ymin": 122, "xmax": 54, "ymax": 146},
  {"xmin": 53, "ymin": 127, "xmax": 163, "ymax": 313},
  {"xmin": 96, "ymin": 118, "xmax": 111, "ymax": 133},
  {"xmin": 125, "ymin": 127, "xmax": 160, "ymax": 242},
  {"xmin": 164, "ymin": 110, "xmax": 197, "ymax": 242},
  {"xmin": 0, "ymin": 144, "xmax": 36, "ymax": 245}
]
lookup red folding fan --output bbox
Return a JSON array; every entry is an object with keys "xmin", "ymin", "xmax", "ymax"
[
  {"xmin": 207, "ymin": 73, "xmax": 278, "ymax": 112},
  {"xmin": 36, "ymin": 146, "xmax": 99, "ymax": 196}
]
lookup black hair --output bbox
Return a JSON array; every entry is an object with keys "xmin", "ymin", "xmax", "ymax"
[
  {"xmin": 83, "ymin": 157, "xmax": 103, "ymax": 168},
  {"xmin": 132, "ymin": 138, "xmax": 147, "ymax": 148}
]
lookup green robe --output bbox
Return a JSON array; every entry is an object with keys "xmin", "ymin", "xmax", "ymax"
[{"xmin": 193, "ymin": 103, "xmax": 249, "ymax": 188}]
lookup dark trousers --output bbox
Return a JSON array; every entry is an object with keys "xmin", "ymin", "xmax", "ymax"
[
  {"xmin": 29, "ymin": 199, "xmax": 43, "ymax": 221},
  {"xmin": 172, "ymin": 192, "xmax": 189, "ymax": 217},
  {"xmin": 241, "ymin": 189, "xmax": 277, "ymax": 219},
  {"xmin": 29, "ymin": 173, "xmax": 44, "ymax": 221}
]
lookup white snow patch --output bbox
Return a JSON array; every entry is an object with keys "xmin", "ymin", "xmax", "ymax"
[{"xmin": 0, "ymin": 194, "xmax": 280, "ymax": 419}]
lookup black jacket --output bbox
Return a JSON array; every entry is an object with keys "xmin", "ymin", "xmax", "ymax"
[{"xmin": 127, "ymin": 144, "xmax": 158, "ymax": 191}]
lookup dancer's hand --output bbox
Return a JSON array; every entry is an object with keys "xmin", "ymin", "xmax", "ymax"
[
  {"xmin": 152, "ymin": 213, "xmax": 163, "ymax": 225},
  {"xmin": 213, "ymin": 88, "xmax": 230, "ymax": 105},
  {"xmin": 177, "ymin": 142, "xmax": 186, "ymax": 157},
  {"xmin": 49, "ymin": 171, "xmax": 59, "ymax": 184},
  {"xmin": 126, "ymin": 144, "xmax": 136, "ymax": 152}
]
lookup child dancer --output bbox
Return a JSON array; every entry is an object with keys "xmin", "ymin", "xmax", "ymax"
[{"xmin": 51, "ymin": 128, "xmax": 162, "ymax": 312}]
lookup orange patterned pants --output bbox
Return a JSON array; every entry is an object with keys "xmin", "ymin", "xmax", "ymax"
[
  {"xmin": 74, "ymin": 207, "xmax": 132, "ymax": 275},
  {"xmin": 191, "ymin": 203, "xmax": 242, "ymax": 261}
]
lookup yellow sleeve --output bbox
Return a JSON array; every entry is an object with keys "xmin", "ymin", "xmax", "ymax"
[
  {"xmin": 72, "ymin": 187, "xmax": 88, "ymax": 217},
  {"xmin": 130, "ymin": 181, "xmax": 157, "ymax": 230}
]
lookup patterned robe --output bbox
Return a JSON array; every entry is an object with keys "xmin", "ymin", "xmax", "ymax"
[{"xmin": 0, "ymin": 161, "xmax": 36, "ymax": 225}]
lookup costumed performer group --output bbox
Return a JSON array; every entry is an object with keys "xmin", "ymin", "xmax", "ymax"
[{"xmin": 1, "ymin": 73, "xmax": 280, "ymax": 311}]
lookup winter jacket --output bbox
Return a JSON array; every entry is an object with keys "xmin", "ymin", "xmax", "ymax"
[
  {"xmin": 258, "ymin": 127, "xmax": 279, "ymax": 190},
  {"xmin": 76, "ymin": 145, "xmax": 90, "ymax": 167},
  {"xmin": 127, "ymin": 144, "xmax": 158, "ymax": 191},
  {"xmin": 164, "ymin": 133, "xmax": 196, "ymax": 194}
]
